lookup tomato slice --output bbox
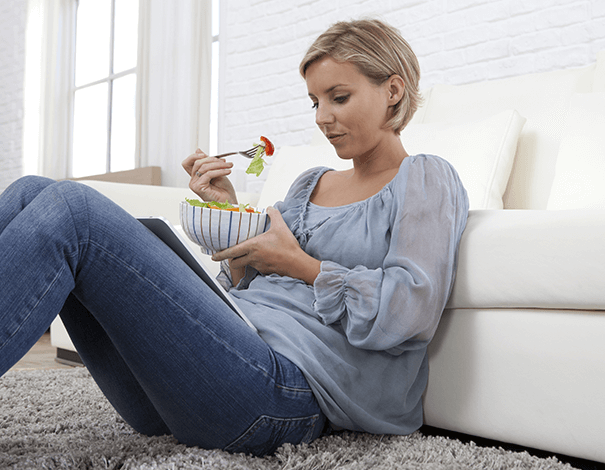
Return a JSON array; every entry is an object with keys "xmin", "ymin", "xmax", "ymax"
[
  {"xmin": 260, "ymin": 136, "xmax": 274, "ymax": 156},
  {"xmin": 208, "ymin": 205, "xmax": 258, "ymax": 213}
]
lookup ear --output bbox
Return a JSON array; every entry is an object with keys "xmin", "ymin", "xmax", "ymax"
[{"xmin": 386, "ymin": 75, "xmax": 405, "ymax": 106}]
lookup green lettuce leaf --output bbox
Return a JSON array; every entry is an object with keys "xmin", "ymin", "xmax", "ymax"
[
  {"xmin": 245, "ymin": 156, "xmax": 266, "ymax": 177},
  {"xmin": 185, "ymin": 198, "xmax": 208, "ymax": 207},
  {"xmin": 185, "ymin": 198, "xmax": 236, "ymax": 209},
  {"xmin": 245, "ymin": 145, "xmax": 267, "ymax": 177}
]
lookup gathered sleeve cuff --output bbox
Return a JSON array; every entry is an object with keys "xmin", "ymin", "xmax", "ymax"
[
  {"xmin": 217, "ymin": 259, "xmax": 258, "ymax": 291},
  {"xmin": 314, "ymin": 261, "xmax": 381, "ymax": 326},
  {"xmin": 216, "ymin": 259, "xmax": 233, "ymax": 290}
]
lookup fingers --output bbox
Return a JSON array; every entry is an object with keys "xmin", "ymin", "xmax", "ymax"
[
  {"xmin": 182, "ymin": 149, "xmax": 207, "ymax": 176},
  {"xmin": 211, "ymin": 241, "xmax": 250, "ymax": 263},
  {"xmin": 265, "ymin": 206, "xmax": 283, "ymax": 225},
  {"xmin": 191, "ymin": 155, "xmax": 233, "ymax": 180},
  {"xmin": 183, "ymin": 149, "xmax": 232, "ymax": 177}
]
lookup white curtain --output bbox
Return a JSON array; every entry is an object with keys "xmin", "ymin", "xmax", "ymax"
[
  {"xmin": 24, "ymin": 0, "xmax": 212, "ymax": 187},
  {"xmin": 23, "ymin": 0, "xmax": 75, "ymax": 180},
  {"xmin": 137, "ymin": 0, "xmax": 212, "ymax": 188}
]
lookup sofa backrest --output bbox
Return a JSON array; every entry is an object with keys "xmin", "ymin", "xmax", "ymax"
[{"xmin": 409, "ymin": 51, "xmax": 605, "ymax": 210}]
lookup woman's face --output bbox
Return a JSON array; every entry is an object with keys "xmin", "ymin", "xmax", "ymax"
[{"xmin": 305, "ymin": 56, "xmax": 396, "ymax": 162}]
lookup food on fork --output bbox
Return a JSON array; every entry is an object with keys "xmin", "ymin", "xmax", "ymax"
[{"xmin": 245, "ymin": 136, "xmax": 274, "ymax": 177}]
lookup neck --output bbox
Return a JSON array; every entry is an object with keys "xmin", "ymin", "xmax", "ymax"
[{"xmin": 352, "ymin": 135, "xmax": 408, "ymax": 178}]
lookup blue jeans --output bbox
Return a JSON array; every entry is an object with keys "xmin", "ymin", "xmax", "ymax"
[{"xmin": 0, "ymin": 176, "xmax": 325, "ymax": 456}]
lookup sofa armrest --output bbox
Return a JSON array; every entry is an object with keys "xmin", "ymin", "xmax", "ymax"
[
  {"xmin": 79, "ymin": 180, "xmax": 196, "ymax": 227},
  {"xmin": 448, "ymin": 209, "xmax": 605, "ymax": 311}
]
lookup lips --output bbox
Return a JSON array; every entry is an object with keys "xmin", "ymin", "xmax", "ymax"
[{"xmin": 326, "ymin": 133, "xmax": 345, "ymax": 143}]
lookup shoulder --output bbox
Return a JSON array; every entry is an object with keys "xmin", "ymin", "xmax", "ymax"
[
  {"xmin": 404, "ymin": 154, "xmax": 460, "ymax": 178},
  {"xmin": 391, "ymin": 154, "xmax": 469, "ymax": 214},
  {"xmin": 284, "ymin": 166, "xmax": 329, "ymax": 200},
  {"xmin": 396, "ymin": 154, "xmax": 466, "ymax": 193}
]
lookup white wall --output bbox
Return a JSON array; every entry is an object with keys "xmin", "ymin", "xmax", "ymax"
[
  {"xmin": 221, "ymin": 0, "xmax": 605, "ymax": 193},
  {"xmin": 2, "ymin": 1, "xmax": 605, "ymax": 194},
  {"xmin": 0, "ymin": 0, "xmax": 27, "ymax": 193}
]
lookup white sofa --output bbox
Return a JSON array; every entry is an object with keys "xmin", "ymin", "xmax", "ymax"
[{"xmin": 52, "ymin": 50, "xmax": 605, "ymax": 463}]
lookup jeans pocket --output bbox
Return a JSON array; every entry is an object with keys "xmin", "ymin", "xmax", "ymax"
[{"xmin": 224, "ymin": 413, "xmax": 323, "ymax": 456}]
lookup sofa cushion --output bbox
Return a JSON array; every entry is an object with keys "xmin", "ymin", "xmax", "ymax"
[
  {"xmin": 547, "ymin": 93, "xmax": 605, "ymax": 210},
  {"xmin": 413, "ymin": 63, "xmax": 597, "ymax": 209},
  {"xmin": 400, "ymin": 110, "xmax": 526, "ymax": 210},
  {"xmin": 447, "ymin": 209, "xmax": 605, "ymax": 311}
]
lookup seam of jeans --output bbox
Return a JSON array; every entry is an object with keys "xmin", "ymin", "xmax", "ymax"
[
  {"xmin": 0, "ymin": 263, "xmax": 67, "ymax": 351},
  {"xmin": 274, "ymin": 383, "xmax": 314, "ymax": 393},
  {"xmin": 56, "ymin": 181, "xmax": 90, "ymax": 268},
  {"xmin": 224, "ymin": 414, "xmax": 320, "ymax": 452}
]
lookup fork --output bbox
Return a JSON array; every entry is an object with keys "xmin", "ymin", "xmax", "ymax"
[{"xmin": 213, "ymin": 145, "xmax": 261, "ymax": 159}]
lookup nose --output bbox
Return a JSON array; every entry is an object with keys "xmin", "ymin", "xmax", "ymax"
[{"xmin": 315, "ymin": 103, "xmax": 335, "ymax": 127}]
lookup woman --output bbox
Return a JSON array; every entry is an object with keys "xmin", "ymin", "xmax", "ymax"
[{"xmin": 0, "ymin": 19, "xmax": 468, "ymax": 456}]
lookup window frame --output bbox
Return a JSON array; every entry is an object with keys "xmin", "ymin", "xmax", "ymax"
[{"xmin": 69, "ymin": 0, "xmax": 140, "ymax": 178}]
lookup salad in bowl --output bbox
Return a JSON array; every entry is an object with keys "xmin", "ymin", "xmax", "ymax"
[{"xmin": 180, "ymin": 199, "xmax": 268, "ymax": 254}]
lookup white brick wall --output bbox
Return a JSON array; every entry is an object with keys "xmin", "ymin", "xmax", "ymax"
[
  {"xmin": 2, "ymin": 1, "xmax": 605, "ymax": 195},
  {"xmin": 0, "ymin": 0, "xmax": 27, "ymax": 193},
  {"xmin": 221, "ymin": 0, "xmax": 605, "ymax": 193}
]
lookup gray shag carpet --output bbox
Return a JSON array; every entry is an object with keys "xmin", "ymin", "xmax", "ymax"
[{"xmin": 0, "ymin": 368, "xmax": 577, "ymax": 470}]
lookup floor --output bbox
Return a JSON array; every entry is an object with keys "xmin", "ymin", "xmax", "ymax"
[
  {"xmin": 9, "ymin": 332, "xmax": 75, "ymax": 371},
  {"xmin": 6, "ymin": 334, "xmax": 600, "ymax": 469}
]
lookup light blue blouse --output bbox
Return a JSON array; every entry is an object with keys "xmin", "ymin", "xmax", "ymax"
[{"xmin": 220, "ymin": 154, "xmax": 469, "ymax": 435}]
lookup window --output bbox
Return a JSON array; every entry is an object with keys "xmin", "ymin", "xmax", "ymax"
[
  {"xmin": 71, "ymin": 0, "xmax": 139, "ymax": 178},
  {"xmin": 66, "ymin": 0, "xmax": 217, "ymax": 179}
]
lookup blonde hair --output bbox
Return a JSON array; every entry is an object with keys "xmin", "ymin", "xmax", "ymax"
[{"xmin": 300, "ymin": 18, "xmax": 422, "ymax": 134}]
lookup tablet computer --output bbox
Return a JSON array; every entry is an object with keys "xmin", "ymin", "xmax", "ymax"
[{"xmin": 138, "ymin": 216, "xmax": 258, "ymax": 333}]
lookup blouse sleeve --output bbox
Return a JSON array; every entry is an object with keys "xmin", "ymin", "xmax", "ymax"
[{"xmin": 313, "ymin": 155, "xmax": 469, "ymax": 354}]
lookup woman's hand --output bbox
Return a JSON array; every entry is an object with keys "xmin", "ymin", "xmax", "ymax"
[
  {"xmin": 212, "ymin": 207, "xmax": 321, "ymax": 285},
  {"xmin": 182, "ymin": 149, "xmax": 238, "ymax": 204}
]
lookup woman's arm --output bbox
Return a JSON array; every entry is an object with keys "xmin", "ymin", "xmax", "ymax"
[{"xmin": 212, "ymin": 207, "xmax": 321, "ymax": 286}]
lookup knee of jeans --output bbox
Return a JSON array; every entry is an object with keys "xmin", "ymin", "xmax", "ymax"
[
  {"xmin": 26, "ymin": 180, "xmax": 90, "ymax": 251},
  {"xmin": 47, "ymin": 181, "xmax": 92, "ymax": 220},
  {"xmin": 7, "ymin": 175, "xmax": 56, "ymax": 197},
  {"xmin": 51, "ymin": 179, "xmax": 86, "ymax": 195},
  {"xmin": 18, "ymin": 174, "xmax": 55, "ymax": 186}
]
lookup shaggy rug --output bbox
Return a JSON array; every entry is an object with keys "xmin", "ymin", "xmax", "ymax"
[{"xmin": 0, "ymin": 368, "xmax": 579, "ymax": 470}]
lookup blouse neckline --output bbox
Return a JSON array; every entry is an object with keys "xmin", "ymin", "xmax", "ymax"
[{"xmin": 306, "ymin": 165, "xmax": 400, "ymax": 210}]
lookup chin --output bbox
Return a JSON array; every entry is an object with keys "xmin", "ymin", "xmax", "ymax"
[
  {"xmin": 330, "ymin": 142, "xmax": 354, "ymax": 160},
  {"xmin": 333, "ymin": 148, "xmax": 355, "ymax": 161}
]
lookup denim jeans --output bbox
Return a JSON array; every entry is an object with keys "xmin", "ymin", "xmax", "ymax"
[{"xmin": 0, "ymin": 176, "xmax": 325, "ymax": 456}]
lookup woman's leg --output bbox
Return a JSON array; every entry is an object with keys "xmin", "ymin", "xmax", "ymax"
[
  {"xmin": 0, "ymin": 177, "xmax": 324, "ymax": 455},
  {"xmin": 59, "ymin": 294, "xmax": 172, "ymax": 437},
  {"xmin": 0, "ymin": 176, "xmax": 71, "ymax": 370},
  {"xmin": 0, "ymin": 175, "xmax": 56, "ymax": 233}
]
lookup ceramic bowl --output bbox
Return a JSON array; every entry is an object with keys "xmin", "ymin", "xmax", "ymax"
[{"xmin": 179, "ymin": 201, "xmax": 269, "ymax": 254}]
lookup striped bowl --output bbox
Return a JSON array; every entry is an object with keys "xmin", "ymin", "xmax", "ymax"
[{"xmin": 179, "ymin": 201, "xmax": 269, "ymax": 254}]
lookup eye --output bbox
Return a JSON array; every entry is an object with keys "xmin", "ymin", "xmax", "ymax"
[
  {"xmin": 334, "ymin": 95, "xmax": 349, "ymax": 104},
  {"xmin": 311, "ymin": 101, "xmax": 319, "ymax": 110}
]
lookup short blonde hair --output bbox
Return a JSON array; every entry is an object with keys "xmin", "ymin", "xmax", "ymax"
[{"xmin": 300, "ymin": 18, "xmax": 422, "ymax": 134}]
